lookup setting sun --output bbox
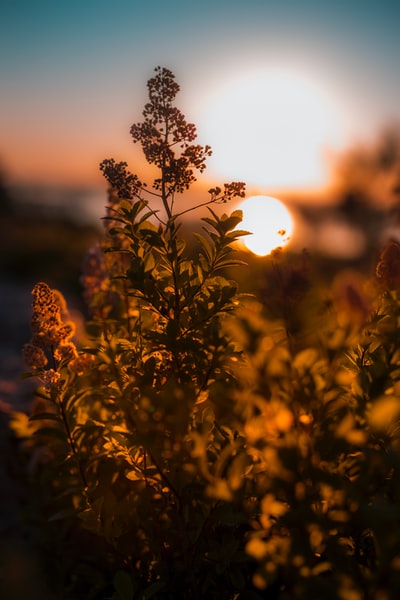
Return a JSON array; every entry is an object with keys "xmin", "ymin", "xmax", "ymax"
[
  {"xmin": 196, "ymin": 68, "xmax": 345, "ymax": 189},
  {"xmin": 237, "ymin": 195, "xmax": 294, "ymax": 256}
]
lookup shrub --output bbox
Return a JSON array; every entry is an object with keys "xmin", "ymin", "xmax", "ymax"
[{"xmin": 11, "ymin": 67, "xmax": 400, "ymax": 599}]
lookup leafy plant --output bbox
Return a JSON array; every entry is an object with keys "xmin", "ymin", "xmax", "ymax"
[{"xmin": 11, "ymin": 67, "xmax": 400, "ymax": 600}]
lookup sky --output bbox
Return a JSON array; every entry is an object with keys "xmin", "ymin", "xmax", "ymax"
[{"xmin": 1, "ymin": 0, "xmax": 400, "ymax": 197}]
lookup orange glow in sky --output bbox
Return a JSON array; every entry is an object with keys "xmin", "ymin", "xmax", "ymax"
[{"xmin": 1, "ymin": 1, "xmax": 399, "ymax": 193}]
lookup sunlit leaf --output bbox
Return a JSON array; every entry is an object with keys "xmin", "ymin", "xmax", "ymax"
[
  {"xmin": 368, "ymin": 395, "xmax": 400, "ymax": 431},
  {"xmin": 9, "ymin": 412, "xmax": 34, "ymax": 438}
]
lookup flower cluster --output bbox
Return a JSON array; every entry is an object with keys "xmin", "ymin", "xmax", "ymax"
[
  {"xmin": 376, "ymin": 239, "xmax": 400, "ymax": 289},
  {"xmin": 23, "ymin": 282, "xmax": 94, "ymax": 389},
  {"xmin": 99, "ymin": 158, "xmax": 142, "ymax": 199},
  {"xmin": 80, "ymin": 242, "xmax": 110, "ymax": 307},
  {"xmin": 80, "ymin": 242, "xmax": 125, "ymax": 320},
  {"xmin": 23, "ymin": 282, "xmax": 75, "ymax": 367}
]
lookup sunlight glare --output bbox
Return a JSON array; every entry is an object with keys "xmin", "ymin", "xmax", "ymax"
[
  {"xmin": 197, "ymin": 68, "xmax": 345, "ymax": 189},
  {"xmin": 237, "ymin": 195, "xmax": 294, "ymax": 256}
]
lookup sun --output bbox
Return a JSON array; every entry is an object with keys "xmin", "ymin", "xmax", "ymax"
[
  {"xmin": 237, "ymin": 195, "xmax": 294, "ymax": 256},
  {"xmin": 195, "ymin": 67, "xmax": 345, "ymax": 189}
]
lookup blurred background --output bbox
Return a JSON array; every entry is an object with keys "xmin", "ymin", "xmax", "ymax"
[{"xmin": 1, "ymin": 1, "xmax": 400, "ymax": 595}]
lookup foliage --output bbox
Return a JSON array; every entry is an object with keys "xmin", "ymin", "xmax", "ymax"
[{"xmin": 11, "ymin": 67, "xmax": 400, "ymax": 599}]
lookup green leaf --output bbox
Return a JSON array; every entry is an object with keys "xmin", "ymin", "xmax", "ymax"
[
  {"xmin": 226, "ymin": 228, "xmax": 250, "ymax": 239},
  {"xmin": 113, "ymin": 570, "xmax": 135, "ymax": 600},
  {"xmin": 29, "ymin": 412, "xmax": 59, "ymax": 422},
  {"xmin": 9, "ymin": 412, "xmax": 33, "ymax": 438},
  {"xmin": 143, "ymin": 579, "xmax": 167, "ymax": 599},
  {"xmin": 193, "ymin": 231, "xmax": 214, "ymax": 262},
  {"xmin": 33, "ymin": 426, "xmax": 66, "ymax": 441},
  {"xmin": 48, "ymin": 507, "xmax": 79, "ymax": 522},
  {"xmin": 125, "ymin": 469, "xmax": 144, "ymax": 481},
  {"xmin": 119, "ymin": 199, "xmax": 133, "ymax": 213},
  {"xmin": 214, "ymin": 257, "xmax": 247, "ymax": 270}
]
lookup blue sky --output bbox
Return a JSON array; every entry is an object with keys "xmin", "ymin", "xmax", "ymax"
[{"xmin": 1, "ymin": 0, "xmax": 400, "ymax": 191}]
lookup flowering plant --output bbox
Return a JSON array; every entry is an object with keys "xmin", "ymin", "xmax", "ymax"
[{"xmin": 11, "ymin": 67, "xmax": 400, "ymax": 600}]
